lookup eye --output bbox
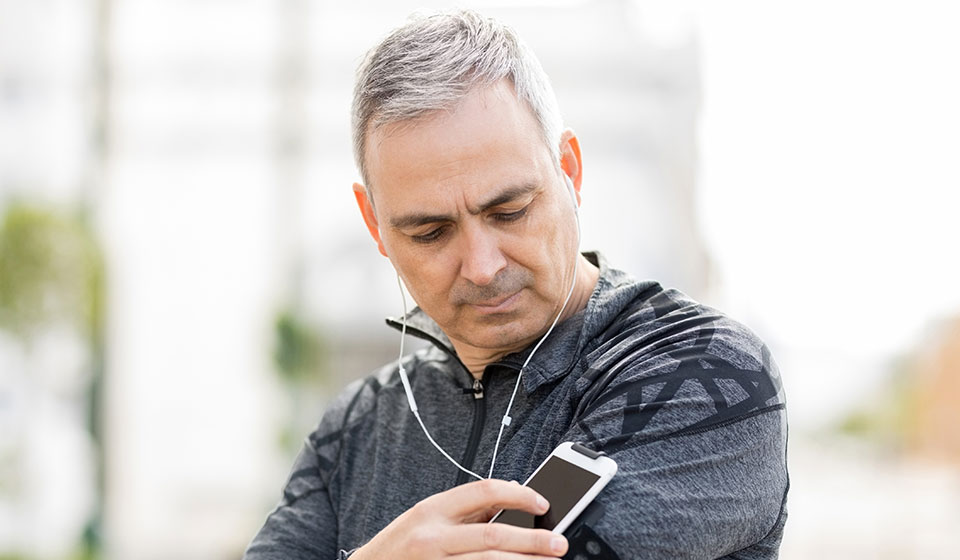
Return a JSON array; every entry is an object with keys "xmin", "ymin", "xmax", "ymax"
[
  {"xmin": 493, "ymin": 207, "xmax": 528, "ymax": 223},
  {"xmin": 411, "ymin": 226, "xmax": 447, "ymax": 244}
]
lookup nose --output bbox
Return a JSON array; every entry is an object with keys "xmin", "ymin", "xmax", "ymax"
[{"xmin": 459, "ymin": 224, "xmax": 507, "ymax": 286}]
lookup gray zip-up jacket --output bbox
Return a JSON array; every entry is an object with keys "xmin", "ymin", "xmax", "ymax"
[{"xmin": 244, "ymin": 253, "xmax": 789, "ymax": 559}]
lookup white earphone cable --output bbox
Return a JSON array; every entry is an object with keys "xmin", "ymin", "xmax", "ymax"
[{"xmin": 397, "ymin": 274, "xmax": 486, "ymax": 481}]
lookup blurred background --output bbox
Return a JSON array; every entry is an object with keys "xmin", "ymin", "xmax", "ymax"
[{"xmin": 1, "ymin": 0, "xmax": 958, "ymax": 558}]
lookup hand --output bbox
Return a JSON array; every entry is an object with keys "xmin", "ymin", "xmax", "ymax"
[{"xmin": 351, "ymin": 479, "xmax": 568, "ymax": 559}]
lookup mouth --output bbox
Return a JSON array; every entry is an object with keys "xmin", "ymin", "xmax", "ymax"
[{"xmin": 468, "ymin": 290, "xmax": 522, "ymax": 314}]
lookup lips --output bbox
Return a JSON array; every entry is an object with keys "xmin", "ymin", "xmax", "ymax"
[{"xmin": 468, "ymin": 290, "xmax": 522, "ymax": 313}]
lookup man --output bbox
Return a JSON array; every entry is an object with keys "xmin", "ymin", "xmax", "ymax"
[{"xmin": 245, "ymin": 10, "xmax": 788, "ymax": 560}]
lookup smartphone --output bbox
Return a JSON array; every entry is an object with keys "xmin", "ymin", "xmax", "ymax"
[{"xmin": 490, "ymin": 442, "xmax": 617, "ymax": 534}]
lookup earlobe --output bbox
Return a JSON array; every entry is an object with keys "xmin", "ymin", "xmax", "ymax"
[
  {"xmin": 558, "ymin": 129, "xmax": 583, "ymax": 204},
  {"xmin": 353, "ymin": 183, "xmax": 388, "ymax": 257}
]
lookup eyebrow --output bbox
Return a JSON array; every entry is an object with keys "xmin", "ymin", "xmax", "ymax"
[{"xmin": 388, "ymin": 182, "xmax": 539, "ymax": 229}]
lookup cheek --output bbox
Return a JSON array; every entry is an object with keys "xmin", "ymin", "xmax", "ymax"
[
  {"xmin": 509, "ymin": 218, "xmax": 576, "ymax": 289},
  {"xmin": 401, "ymin": 252, "xmax": 458, "ymax": 305},
  {"xmin": 508, "ymin": 211, "xmax": 570, "ymax": 262}
]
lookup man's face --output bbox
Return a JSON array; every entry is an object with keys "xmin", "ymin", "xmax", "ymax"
[{"xmin": 358, "ymin": 80, "xmax": 581, "ymax": 358}]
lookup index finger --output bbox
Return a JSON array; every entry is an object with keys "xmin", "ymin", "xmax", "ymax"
[{"xmin": 432, "ymin": 479, "xmax": 549, "ymax": 521}]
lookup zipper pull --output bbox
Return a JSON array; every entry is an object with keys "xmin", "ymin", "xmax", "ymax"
[
  {"xmin": 460, "ymin": 379, "xmax": 484, "ymax": 399},
  {"xmin": 471, "ymin": 379, "xmax": 484, "ymax": 400}
]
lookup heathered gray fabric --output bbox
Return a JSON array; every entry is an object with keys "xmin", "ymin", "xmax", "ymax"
[{"xmin": 244, "ymin": 253, "xmax": 789, "ymax": 559}]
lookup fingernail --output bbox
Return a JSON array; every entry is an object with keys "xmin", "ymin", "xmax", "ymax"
[
  {"xmin": 536, "ymin": 495, "xmax": 550, "ymax": 511},
  {"xmin": 551, "ymin": 536, "xmax": 566, "ymax": 553}
]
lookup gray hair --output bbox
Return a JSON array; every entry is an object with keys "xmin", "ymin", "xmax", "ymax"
[{"xmin": 351, "ymin": 10, "xmax": 564, "ymax": 187}]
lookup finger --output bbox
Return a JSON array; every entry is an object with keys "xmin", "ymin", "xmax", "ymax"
[
  {"xmin": 463, "ymin": 481, "xmax": 530, "ymax": 524},
  {"xmin": 435, "ymin": 479, "xmax": 549, "ymax": 521},
  {"xmin": 452, "ymin": 553, "xmax": 563, "ymax": 560},
  {"xmin": 471, "ymin": 502, "xmax": 535, "ymax": 524},
  {"xmin": 441, "ymin": 524, "xmax": 568, "ymax": 557}
]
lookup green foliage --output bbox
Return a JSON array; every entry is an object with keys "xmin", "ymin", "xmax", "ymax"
[
  {"xmin": 273, "ymin": 308, "xmax": 331, "ymax": 455},
  {"xmin": 273, "ymin": 309, "xmax": 327, "ymax": 385},
  {"xmin": 0, "ymin": 202, "xmax": 104, "ymax": 343},
  {"xmin": 835, "ymin": 356, "xmax": 921, "ymax": 448},
  {"xmin": 0, "ymin": 201, "xmax": 106, "ymax": 559}
]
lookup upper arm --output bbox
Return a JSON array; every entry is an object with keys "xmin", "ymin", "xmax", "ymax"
[
  {"xmin": 561, "ymin": 320, "xmax": 789, "ymax": 559},
  {"xmin": 563, "ymin": 412, "xmax": 788, "ymax": 559}
]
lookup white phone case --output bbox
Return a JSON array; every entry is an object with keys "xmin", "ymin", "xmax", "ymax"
[{"xmin": 491, "ymin": 441, "xmax": 617, "ymax": 533}]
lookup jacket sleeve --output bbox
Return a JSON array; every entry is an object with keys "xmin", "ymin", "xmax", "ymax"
[
  {"xmin": 242, "ymin": 438, "xmax": 341, "ymax": 560},
  {"xmin": 244, "ymin": 378, "xmax": 369, "ymax": 560},
  {"xmin": 561, "ymin": 317, "xmax": 789, "ymax": 559}
]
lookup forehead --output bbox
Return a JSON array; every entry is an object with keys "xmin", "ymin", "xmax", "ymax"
[{"xmin": 364, "ymin": 80, "xmax": 554, "ymax": 212}]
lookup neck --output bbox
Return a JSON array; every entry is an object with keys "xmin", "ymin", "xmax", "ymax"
[{"xmin": 455, "ymin": 255, "xmax": 600, "ymax": 379}]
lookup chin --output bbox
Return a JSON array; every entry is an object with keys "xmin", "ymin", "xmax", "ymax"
[{"xmin": 460, "ymin": 320, "xmax": 540, "ymax": 352}]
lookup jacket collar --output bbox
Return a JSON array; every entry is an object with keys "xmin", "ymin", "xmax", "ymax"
[{"xmin": 385, "ymin": 252, "xmax": 657, "ymax": 393}]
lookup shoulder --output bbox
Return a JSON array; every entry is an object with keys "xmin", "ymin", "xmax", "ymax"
[{"xmin": 577, "ymin": 283, "xmax": 786, "ymax": 450}]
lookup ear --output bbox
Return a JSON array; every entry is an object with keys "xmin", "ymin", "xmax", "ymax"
[
  {"xmin": 558, "ymin": 129, "xmax": 583, "ymax": 205},
  {"xmin": 353, "ymin": 182, "xmax": 388, "ymax": 257}
]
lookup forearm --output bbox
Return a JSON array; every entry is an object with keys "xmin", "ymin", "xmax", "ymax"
[{"xmin": 244, "ymin": 441, "xmax": 339, "ymax": 559}]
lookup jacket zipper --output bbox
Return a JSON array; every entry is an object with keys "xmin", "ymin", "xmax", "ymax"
[
  {"xmin": 385, "ymin": 319, "xmax": 523, "ymax": 485},
  {"xmin": 386, "ymin": 319, "xmax": 492, "ymax": 485},
  {"xmin": 456, "ymin": 371, "xmax": 490, "ymax": 485}
]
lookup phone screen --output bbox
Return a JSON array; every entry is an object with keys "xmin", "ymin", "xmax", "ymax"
[{"xmin": 493, "ymin": 456, "xmax": 600, "ymax": 530}]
